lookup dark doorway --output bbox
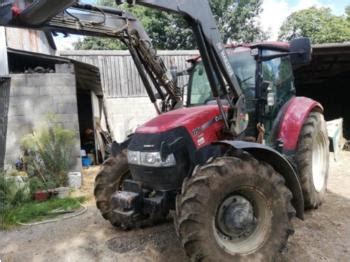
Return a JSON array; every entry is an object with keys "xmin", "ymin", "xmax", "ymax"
[
  {"xmin": 77, "ymin": 89, "xmax": 96, "ymax": 165},
  {"xmin": 294, "ymin": 44, "xmax": 350, "ymax": 139}
]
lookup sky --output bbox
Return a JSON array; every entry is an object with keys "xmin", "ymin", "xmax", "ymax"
[
  {"xmin": 54, "ymin": 0, "xmax": 349, "ymax": 50},
  {"xmin": 260, "ymin": 0, "xmax": 348, "ymax": 39}
]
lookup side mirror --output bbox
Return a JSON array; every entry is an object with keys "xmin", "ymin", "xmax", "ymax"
[{"xmin": 290, "ymin": 37, "xmax": 312, "ymax": 66}]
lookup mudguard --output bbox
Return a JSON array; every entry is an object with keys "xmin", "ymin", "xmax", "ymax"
[
  {"xmin": 276, "ymin": 96, "xmax": 323, "ymax": 152},
  {"xmin": 215, "ymin": 140, "xmax": 304, "ymax": 219}
]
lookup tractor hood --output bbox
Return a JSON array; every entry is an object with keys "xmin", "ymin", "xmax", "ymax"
[
  {"xmin": 137, "ymin": 105, "xmax": 220, "ymax": 133},
  {"xmin": 135, "ymin": 105, "xmax": 225, "ymax": 149}
]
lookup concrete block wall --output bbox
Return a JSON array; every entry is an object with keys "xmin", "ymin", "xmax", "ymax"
[
  {"xmin": 0, "ymin": 78, "xmax": 10, "ymax": 169},
  {"xmin": 105, "ymin": 97, "xmax": 157, "ymax": 142},
  {"xmin": 3, "ymin": 73, "xmax": 82, "ymax": 171}
]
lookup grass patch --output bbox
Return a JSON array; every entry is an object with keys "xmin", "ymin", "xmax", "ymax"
[{"xmin": 0, "ymin": 196, "xmax": 86, "ymax": 229}]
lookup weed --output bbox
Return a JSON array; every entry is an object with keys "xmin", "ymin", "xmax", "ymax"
[
  {"xmin": 21, "ymin": 115, "xmax": 77, "ymax": 188},
  {"xmin": 0, "ymin": 175, "xmax": 31, "ymax": 213},
  {"xmin": 0, "ymin": 196, "xmax": 86, "ymax": 229}
]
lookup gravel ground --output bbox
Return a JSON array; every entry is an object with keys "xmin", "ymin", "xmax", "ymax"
[{"xmin": 0, "ymin": 151, "xmax": 349, "ymax": 262}]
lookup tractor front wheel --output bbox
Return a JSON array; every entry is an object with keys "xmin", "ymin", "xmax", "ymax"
[
  {"xmin": 175, "ymin": 156, "xmax": 295, "ymax": 261},
  {"xmin": 94, "ymin": 150, "xmax": 168, "ymax": 229},
  {"xmin": 295, "ymin": 111, "xmax": 329, "ymax": 209},
  {"xmin": 94, "ymin": 150, "xmax": 131, "ymax": 227}
]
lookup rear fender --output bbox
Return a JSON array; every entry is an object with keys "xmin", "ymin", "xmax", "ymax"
[
  {"xmin": 276, "ymin": 96, "xmax": 323, "ymax": 152},
  {"xmin": 215, "ymin": 140, "xmax": 304, "ymax": 219}
]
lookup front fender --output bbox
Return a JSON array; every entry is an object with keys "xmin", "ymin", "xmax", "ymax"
[
  {"xmin": 276, "ymin": 96, "xmax": 323, "ymax": 152},
  {"xmin": 215, "ymin": 140, "xmax": 304, "ymax": 219}
]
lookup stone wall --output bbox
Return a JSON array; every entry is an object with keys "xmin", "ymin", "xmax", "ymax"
[
  {"xmin": 105, "ymin": 97, "xmax": 157, "ymax": 142},
  {"xmin": 3, "ymin": 73, "xmax": 81, "ymax": 171}
]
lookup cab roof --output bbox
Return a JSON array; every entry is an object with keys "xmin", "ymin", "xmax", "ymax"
[
  {"xmin": 187, "ymin": 41, "xmax": 290, "ymax": 63},
  {"xmin": 227, "ymin": 41, "xmax": 290, "ymax": 52}
]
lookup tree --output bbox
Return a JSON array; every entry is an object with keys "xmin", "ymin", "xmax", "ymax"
[
  {"xmin": 278, "ymin": 7, "xmax": 350, "ymax": 44},
  {"xmin": 74, "ymin": 0, "xmax": 267, "ymax": 50},
  {"xmin": 74, "ymin": 36, "xmax": 126, "ymax": 50},
  {"xmin": 211, "ymin": 0, "xmax": 267, "ymax": 43}
]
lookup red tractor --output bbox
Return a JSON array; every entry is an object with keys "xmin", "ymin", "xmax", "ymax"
[{"xmin": 0, "ymin": 0, "xmax": 329, "ymax": 260}]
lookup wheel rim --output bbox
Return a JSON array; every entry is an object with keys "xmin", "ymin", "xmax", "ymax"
[
  {"xmin": 312, "ymin": 131, "xmax": 328, "ymax": 192},
  {"xmin": 216, "ymin": 195, "xmax": 256, "ymax": 239},
  {"xmin": 213, "ymin": 187, "xmax": 271, "ymax": 255}
]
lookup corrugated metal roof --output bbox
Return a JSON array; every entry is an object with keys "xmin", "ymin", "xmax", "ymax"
[
  {"xmin": 313, "ymin": 42, "xmax": 350, "ymax": 48},
  {"xmin": 6, "ymin": 28, "xmax": 56, "ymax": 55},
  {"xmin": 60, "ymin": 50, "xmax": 199, "ymax": 56},
  {"xmin": 294, "ymin": 43, "xmax": 350, "ymax": 88}
]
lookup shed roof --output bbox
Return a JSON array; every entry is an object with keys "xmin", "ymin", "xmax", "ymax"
[
  {"xmin": 294, "ymin": 43, "xmax": 350, "ymax": 89},
  {"xmin": 7, "ymin": 48, "xmax": 103, "ymax": 96}
]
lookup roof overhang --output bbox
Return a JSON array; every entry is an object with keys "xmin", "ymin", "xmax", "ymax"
[
  {"xmin": 7, "ymin": 48, "xmax": 103, "ymax": 96},
  {"xmin": 294, "ymin": 42, "xmax": 350, "ymax": 89}
]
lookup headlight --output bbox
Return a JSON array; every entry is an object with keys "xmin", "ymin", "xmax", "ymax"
[
  {"xmin": 127, "ymin": 150, "xmax": 176, "ymax": 167},
  {"xmin": 127, "ymin": 150, "xmax": 140, "ymax": 165}
]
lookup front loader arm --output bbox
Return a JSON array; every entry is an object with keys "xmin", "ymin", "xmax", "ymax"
[
  {"xmin": 135, "ymin": 0, "xmax": 243, "ymax": 96},
  {"xmin": 123, "ymin": 0, "xmax": 247, "ymax": 135},
  {"xmin": 0, "ymin": 0, "xmax": 181, "ymax": 112}
]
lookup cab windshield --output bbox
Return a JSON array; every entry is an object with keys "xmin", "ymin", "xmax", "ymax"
[
  {"xmin": 187, "ymin": 48, "xmax": 294, "ymax": 111},
  {"xmin": 188, "ymin": 48, "xmax": 256, "ymax": 106}
]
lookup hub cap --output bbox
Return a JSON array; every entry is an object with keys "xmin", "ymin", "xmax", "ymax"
[
  {"xmin": 216, "ymin": 195, "xmax": 256, "ymax": 239},
  {"xmin": 312, "ymin": 131, "xmax": 328, "ymax": 192},
  {"xmin": 213, "ymin": 189, "xmax": 271, "ymax": 255}
]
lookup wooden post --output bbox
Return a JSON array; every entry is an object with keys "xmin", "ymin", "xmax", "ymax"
[{"xmin": 0, "ymin": 27, "xmax": 8, "ymax": 76}]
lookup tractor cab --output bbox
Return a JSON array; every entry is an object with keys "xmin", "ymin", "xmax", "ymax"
[{"xmin": 186, "ymin": 40, "xmax": 309, "ymax": 144}]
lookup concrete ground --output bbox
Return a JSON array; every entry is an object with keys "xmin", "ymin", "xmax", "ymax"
[{"xmin": 0, "ymin": 151, "xmax": 349, "ymax": 262}]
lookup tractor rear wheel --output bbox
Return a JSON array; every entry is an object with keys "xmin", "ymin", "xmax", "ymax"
[
  {"xmin": 295, "ymin": 111, "xmax": 329, "ymax": 209},
  {"xmin": 94, "ymin": 150, "xmax": 168, "ymax": 229},
  {"xmin": 175, "ymin": 156, "xmax": 295, "ymax": 261}
]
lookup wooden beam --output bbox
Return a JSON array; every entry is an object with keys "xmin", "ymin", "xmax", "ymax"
[{"xmin": 0, "ymin": 27, "xmax": 8, "ymax": 76}]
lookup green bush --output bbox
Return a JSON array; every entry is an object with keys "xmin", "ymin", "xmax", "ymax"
[
  {"xmin": 28, "ymin": 176, "xmax": 45, "ymax": 193},
  {"xmin": 21, "ymin": 115, "xmax": 77, "ymax": 188},
  {"xmin": 0, "ymin": 175, "xmax": 31, "ymax": 213}
]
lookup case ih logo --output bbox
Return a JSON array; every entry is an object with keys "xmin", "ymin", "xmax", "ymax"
[
  {"xmin": 192, "ymin": 127, "xmax": 202, "ymax": 136},
  {"xmin": 192, "ymin": 115, "xmax": 223, "ymax": 136}
]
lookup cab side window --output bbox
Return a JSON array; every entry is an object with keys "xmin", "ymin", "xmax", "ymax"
[
  {"xmin": 229, "ymin": 50, "xmax": 256, "ymax": 112},
  {"xmin": 262, "ymin": 50, "xmax": 295, "ymax": 105},
  {"xmin": 190, "ymin": 63, "xmax": 212, "ymax": 105}
]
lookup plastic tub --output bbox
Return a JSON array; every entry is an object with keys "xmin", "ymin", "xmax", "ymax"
[
  {"xmin": 55, "ymin": 187, "xmax": 70, "ymax": 199},
  {"xmin": 68, "ymin": 172, "xmax": 82, "ymax": 189},
  {"xmin": 82, "ymin": 157, "xmax": 92, "ymax": 167}
]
